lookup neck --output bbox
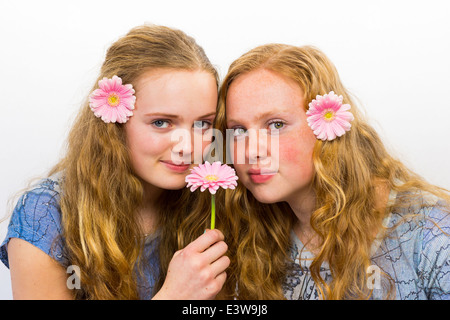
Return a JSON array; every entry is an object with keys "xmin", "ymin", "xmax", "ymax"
[
  {"xmin": 139, "ymin": 182, "xmax": 165, "ymax": 236},
  {"xmin": 287, "ymin": 186, "xmax": 319, "ymax": 251},
  {"xmin": 142, "ymin": 181, "xmax": 164, "ymax": 208}
]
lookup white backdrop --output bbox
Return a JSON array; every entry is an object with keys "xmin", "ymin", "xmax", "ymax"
[{"xmin": 1, "ymin": 0, "xmax": 449, "ymax": 299}]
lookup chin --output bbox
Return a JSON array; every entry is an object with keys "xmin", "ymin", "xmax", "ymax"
[
  {"xmin": 158, "ymin": 181, "xmax": 187, "ymax": 191},
  {"xmin": 147, "ymin": 175, "xmax": 188, "ymax": 191},
  {"xmin": 247, "ymin": 186, "xmax": 283, "ymax": 204}
]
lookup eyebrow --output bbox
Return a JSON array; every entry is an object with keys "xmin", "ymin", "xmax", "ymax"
[
  {"xmin": 227, "ymin": 110, "xmax": 290, "ymax": 125},
  {"xmin": 144, "ymin": 112, "xmax": 180, "ymax": 119},
  {"xmin": 144, "ymin": 111, "xmax": 216, "ymax": 119}
]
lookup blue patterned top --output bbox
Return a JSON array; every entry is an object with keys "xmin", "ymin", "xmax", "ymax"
[
  {"xmin": 283, "ymin": 190, "xmax": 450, "ymax": 300},
  {"xmin": 0, "ymin": 174, "xmax": 160, "ymax": 299}
]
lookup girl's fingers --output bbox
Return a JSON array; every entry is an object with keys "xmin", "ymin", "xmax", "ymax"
[
  {"xmin": 214, "ymin": 270, "xmax": 227, "ymax": 286},
  {"xmin": 185, "ymin": 229, "xmax": 224, "ymax": 253},
  {"xmin": 203, "ymin": 240, "xmax": 228, "ymax": 264},
  {"xmin": 210, "ymin": 255, "xmax": 231, "ymax": 277}
]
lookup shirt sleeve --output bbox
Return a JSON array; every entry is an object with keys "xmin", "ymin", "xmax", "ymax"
[
  {"xmin": 0, "ymin": 179, "xmax": 68, "ymax": 268},
  {"xmin": 418, "ymin": 204, "xmax": 450, "ymax": 300}
]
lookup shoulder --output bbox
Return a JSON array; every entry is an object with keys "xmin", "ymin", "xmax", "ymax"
[
  {"xmin": 384, "ymin": 189, "xmax": 450, "ymax": 268},
  {"xmin": 390, "ymin": 190, "xmax": 450, "ymax": 298},
  {"xmin": 418, "ymin": 203, "xmax": 450, "ymax": 299},
  {"xmin": 10, "ymin": 175, "xmax": 63, "ymax": 238},
  {"xmin": 389, "ymin": 190, "xmax": 449, "ymax": 231},
  {"xmin": 418, "ymin": 200, "xmax": 450, "ymax": 265},
  {"xmin": 1, "ymin": 173, "xmax": 67, "ymax": 268}
]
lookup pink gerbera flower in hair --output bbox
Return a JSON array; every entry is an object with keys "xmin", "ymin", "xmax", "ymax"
[
  {"xmin": 89, "ymin": 75, "xmax": 136, "ymax": 123},
  {"xmin": 306, "ymin": 91, "xmax": 354, "ymax": 141}
]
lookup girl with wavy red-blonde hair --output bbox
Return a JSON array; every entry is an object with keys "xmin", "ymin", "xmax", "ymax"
[
  {"xmin": 1, "ymin": 24, "xmax": 230, "ymax": 300},
  {"xmin": 215, "ymin": 44, "xmax": 450, "ymax": 299}
]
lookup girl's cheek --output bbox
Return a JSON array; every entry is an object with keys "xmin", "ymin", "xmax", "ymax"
[
  {"xmin": 135, "ymin": 132, "xmax": 172, "ymax": 158},
  {"xmin": 278, "ymin": 129, "xmax": 316, "ymax": 164},
  {"xmin": 278, "ymin": 140, "xmax": 301, "ymax": 163},
  {"xmin": 232, "ymin": 139, "xmax": 246, "ymax": 165}
]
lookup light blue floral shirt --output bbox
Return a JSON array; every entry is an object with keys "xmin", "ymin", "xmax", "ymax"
[
  {"xmin": 0, "ymin": 175, "xmax": 160, "ymax": 299},
  {"xmin": 283, "ymin": 190, "xmax": 450, "ymax": 300}
]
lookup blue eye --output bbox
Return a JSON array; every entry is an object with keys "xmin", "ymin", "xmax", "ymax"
[
  {"xmin": 152, "ymin": 120, "xmax": 170, "ymax": 128},
  {"xmin": 233, "ymin": 127, "xmax": 247, "ymax": 138},
  {"xmin": 193, "ymin": 121, "xmax": 211, "ymax": 130}
]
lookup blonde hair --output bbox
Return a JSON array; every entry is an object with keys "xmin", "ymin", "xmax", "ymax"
[
  {"xmin": 49, "ymin": 24, "xmax": 219, "ymax": 299},
  {"xmin": 215, "ymin": 44, "xmax": 450, "ymax": 299}
]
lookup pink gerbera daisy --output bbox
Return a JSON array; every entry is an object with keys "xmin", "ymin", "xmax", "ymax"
[
  {"xmin": 185, "ymin": 161, "xmax": 238, "ymax": 195},
  {"xmin": 186, "ymin": 161, "xmax": 238, "ymax": 230},
  {"xmin": 306, "ymin": 91, "xmax": 354, "ymax": 141},
  {"xmin": 89, "ymin": 75, "xmax": 136, "ymax": 123}
]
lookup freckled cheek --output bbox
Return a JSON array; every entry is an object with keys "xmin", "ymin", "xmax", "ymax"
[
  {"xmin": 232, "ymin": 141, "xmax": 241, "ymax": 164},
  {"xmin": 276, "ymin": 134, "xmax": 315, "ymax": 171},
  {"xmin": 233, "ymin": 164, "xmax": 248, "ymax": 185}
]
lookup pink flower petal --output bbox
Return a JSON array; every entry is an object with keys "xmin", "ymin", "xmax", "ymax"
[
  {"xmin": 331, "ymin": 121, "xmax": 345, "ymax": 137},
  {"xmin": 306, "ymin": 91, "xmax": 353, "ymax": 141},
  {"xmin": 325, "ymin": 124, "xmax": 335, "ymax": 141},
  {"xmin": 89, "ymin": 75, "xmax": 136, "ymax": 124},
  {"xmin": 185, "ymin": 162, "xmax": 239, "ymax": 194}
]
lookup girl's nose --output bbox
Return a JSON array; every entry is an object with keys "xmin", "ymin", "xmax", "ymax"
[
  {"xmin": 246, "ymin": 129, "xmax": 269, "ymax": 164},
  {"xmin": 171, "ymin": 128, "xmax": 193, "ymax": 163}
]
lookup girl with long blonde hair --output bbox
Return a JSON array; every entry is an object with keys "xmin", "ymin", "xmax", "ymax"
[
  {"xmin": 215, "ymin": 44, "xmax": 450, "ymax": 299},
  {"xmin": 0, "ymin": 24, "xmax": 230, "ymax": 300}
]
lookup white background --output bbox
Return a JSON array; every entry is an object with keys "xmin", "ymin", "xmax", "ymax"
[{"xmin": 1, "ymin": 0, "xmax": 449, "ymax": 299}]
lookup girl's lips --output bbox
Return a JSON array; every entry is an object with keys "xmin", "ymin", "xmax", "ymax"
[
  {"xmin": 248, "ymin": 168, "xmax": 277, "ymax": 183},
  {"xmin": 160, "ymin": 161, "xmax": 191, "ymax": 173},
  {"xmin": 249, "ymin": 173, "xmax": 276, "ymax": 183}
]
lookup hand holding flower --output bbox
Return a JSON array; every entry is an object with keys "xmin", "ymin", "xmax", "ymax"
[{"xmin": 152, "ymin": 229, "xmax": 230, "ymax": 300}]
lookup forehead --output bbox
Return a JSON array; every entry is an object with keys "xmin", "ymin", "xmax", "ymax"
[
  {"xmin": 134, "ymin": 69, "xmax": 217, "ymax": 115},
  {"xmin": 226, "ymin": 69, "xmax": 304, "ymax": 119},
  {"xmin": 135, "ymin": 69, "xmax": 215, "ymax": 96}
]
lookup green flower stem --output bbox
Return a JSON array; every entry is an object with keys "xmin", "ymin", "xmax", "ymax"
[{"xmin": 211, "ymin": 194, "xmax": 216, "ymax": 230}]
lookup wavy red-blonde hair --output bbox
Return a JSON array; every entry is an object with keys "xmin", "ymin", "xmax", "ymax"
[
  {"xmin": 49, "ymin": 24, "xmax": 220, "ymax": 299},
  {"xmin": 214, "ymin": 44, "xmax": 450, "ymax": 299}
]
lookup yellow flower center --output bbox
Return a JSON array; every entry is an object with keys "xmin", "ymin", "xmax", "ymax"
[
  {"xmin": 204, "ymin": 175, "xmax": 219, "ymax": 182},
  {"xmin": 107, "ymin": 93, "xmax": 120, "ymax": 107},
  {"xmin": 323, "ymin": 110, "xmax": 335, "ymax": 121}
]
